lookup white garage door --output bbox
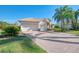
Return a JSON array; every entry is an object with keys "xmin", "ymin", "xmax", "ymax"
[{"xmin": 21, "ymin": 26, "xmax": 38, "ymax": 32}]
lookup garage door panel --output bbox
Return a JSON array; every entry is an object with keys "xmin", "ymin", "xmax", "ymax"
[{"xmin": 21, "ymin": 26, "xmax": 38, "ymax": 31}]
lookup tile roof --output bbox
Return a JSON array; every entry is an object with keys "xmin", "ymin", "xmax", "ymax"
[{"xmin": 19, "ymin": 18, "xmax": 41, "ymax": 22}]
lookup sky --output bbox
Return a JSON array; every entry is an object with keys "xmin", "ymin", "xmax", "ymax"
[{"xmin": 0, "ymin": 5, "xmax": 79, "ymax": 24}]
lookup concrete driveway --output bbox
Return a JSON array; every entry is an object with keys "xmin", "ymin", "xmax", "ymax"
[{"xmin": 23, "ymin": 31, "xmax": 79, "ymax": 53}]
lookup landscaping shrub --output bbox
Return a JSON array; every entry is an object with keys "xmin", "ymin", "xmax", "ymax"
[
  {"xmin": 61, "ymin": 28, "xmax": 68, "ymax": 32},
  {"xmin": 53, "ymin": 28, "xmax": 62, "ymax": 32},
  {"xmin": 54, "ymin": 25, "xmax": 60, "ymax": 28},
  {"xmin": 3, "ymin": 25, "xmax": 20, "ymax": 36},
  {"xmin": 54, "ymin": 25, "xmax": 68, "ymax": 32}
]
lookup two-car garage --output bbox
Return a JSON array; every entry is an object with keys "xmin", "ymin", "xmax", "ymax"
[{"xmin": 19, "ymin": 18, "xmax": 40, "ymax": 32}]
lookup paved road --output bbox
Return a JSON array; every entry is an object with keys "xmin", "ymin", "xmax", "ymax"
[{"xmin": 23, "ymin": 31, "xmax": 79, "ymax": 53}]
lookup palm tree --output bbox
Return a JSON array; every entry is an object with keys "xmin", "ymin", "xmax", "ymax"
[
  {"xmin": 53, "ymin": 7, "xmax": 64, "ymax": 31},
  {"xmin": 53, "ymin": 6, "xmax": 72, "ymax": 31},
  {"xmin": 65, "ymin": 9, "xmax": 76, "ymax": 30},
  {"xmin": 74, "ymin": 9, "xmax": 79, "ymax": 30},
  {"xmin": 63, "ymin": 6, "xmax": 74, "ymax": 30},
  {"xmin": 68, "ymin": 9, "xmax": 79, "ymax": 30}
]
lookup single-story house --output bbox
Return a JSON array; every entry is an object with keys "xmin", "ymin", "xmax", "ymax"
[{"xmin": 19, "ymin": 18, "xmax": 53, "ymax": 32}]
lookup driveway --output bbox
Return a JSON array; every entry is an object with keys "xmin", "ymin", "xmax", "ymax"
[{"xmin": 23, "ymin": 31, "xmax": 79, "ymax": 53}]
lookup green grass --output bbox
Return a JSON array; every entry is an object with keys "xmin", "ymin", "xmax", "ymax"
[
  {"xmin": 0, "ymin": 29, "xmax": 2, "ymax": 35},
  {"xmin": 67, "ymin": 30, "xmax": 79, "ymax": 36},
  {"xmin": 0, "ymin": 36, "xmax": 46, "ymax": 53}
]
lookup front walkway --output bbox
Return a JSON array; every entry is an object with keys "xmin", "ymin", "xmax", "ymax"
[{"xmin": 23, "ymin": 31, "xmax": 79, "ymax": 53}]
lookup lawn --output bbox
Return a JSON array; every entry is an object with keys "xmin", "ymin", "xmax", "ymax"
[
  {"xmin": 67, "ymin": 30, "xmax": 79, "ymax": 36},
  {"xmin": 0, "ymin": 29, "xmax": 2, "ymax": 35},
  {"xmin": 0, "ymin": 36, "xmax": 46, "ymax": 53}
]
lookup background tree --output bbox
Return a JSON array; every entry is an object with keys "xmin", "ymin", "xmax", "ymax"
[
  {"xmin": 53, "ymin": 5, "xmax": 79, "ymax": 31},
  {"xmin": 0, "ymin": 21, "xmax": 9, "ymax": 29}
]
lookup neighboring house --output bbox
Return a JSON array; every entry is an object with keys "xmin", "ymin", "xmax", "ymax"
[{"xmin": 19, "ymin": 18, "xmax": 53, "ymax": 32}]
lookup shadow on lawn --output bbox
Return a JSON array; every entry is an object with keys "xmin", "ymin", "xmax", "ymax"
[{"xmin": 0, "ymin": 36, "xmax": 32, "ymax": 45}]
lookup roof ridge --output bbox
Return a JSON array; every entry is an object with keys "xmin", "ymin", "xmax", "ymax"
[{"xmin": 19, "ymin": 17, "xmax": 41, "ymax": 22}]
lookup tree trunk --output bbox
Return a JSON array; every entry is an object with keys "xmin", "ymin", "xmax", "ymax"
[
  {"xmin": 75, "ymin": 19, "xmax": 78, "ymax": 30},
  {"xmin": 61, "ymin": 19, "xmax": 65, "ymax": 31}
]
